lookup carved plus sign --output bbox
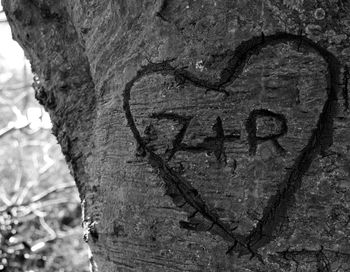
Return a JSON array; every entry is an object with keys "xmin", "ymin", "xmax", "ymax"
[{"xmin": 178, "ymin": 116, "xmax": 240, "ymax": 164}]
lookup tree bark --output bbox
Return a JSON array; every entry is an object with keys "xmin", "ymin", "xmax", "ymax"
[{"xmin": 3, "ymin": 0, "xmax": 350, "ymax": 271}]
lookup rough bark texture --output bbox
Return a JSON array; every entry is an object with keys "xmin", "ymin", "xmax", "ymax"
[{"xmin": 3, "ymin": 0, "xmax": 350, "ymax": 271}]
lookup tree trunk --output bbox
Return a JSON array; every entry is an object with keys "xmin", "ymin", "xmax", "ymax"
[{"xmin": 3, "ymin": 0, "xmax": 350, "ymax": 271}]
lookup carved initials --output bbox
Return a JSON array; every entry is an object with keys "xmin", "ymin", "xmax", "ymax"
[
  {"xmin": 148, "ymin": 109, "xmax": 287, "ymax": 162},
  {"xmin": 246, "ymin": 109, "xmax": 288, "ymax": 155},
  {"xmin": 149, "ymin": 112, "xmax": 192, "ymax": 161}
]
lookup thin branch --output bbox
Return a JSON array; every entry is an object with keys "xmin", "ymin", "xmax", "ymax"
[
  {"xmin": 36, "ymin": 212, "xmax": 57, "ymax": 238},
  {"xmin": 31, "ymin": 183, "xmax": 76, "ymax": 202},
  {"xmin": 28, "ymin": 198, "xmax": 77, "ymax": 208},
  {"xmin": 31, "ymin": 228, "xmax": 82, "ymax": 252},
  {"xmin": 0, "ymin": 183, "xmax": 76, "ymax": 213},
  {"xmin": 13, "ymin": 169, "xmax": 23, "ymax": 194},
  {"xmin": 0, "ymin": 84, "xmax": 32, "ymax": 91},
  {"xmin": 0, "ymin": 122, "xmax": 30, "ymax": 139},
  {"xmin": 13, "ymin": 198, "xmax": 78, "ymax": 217},
  {"xmin": 0, "ymin": 187, "xmax": 12, "ymax": 206},
  {"xmin": 13, "ymin": 179, "xmax": 34, "ymax": 206}
]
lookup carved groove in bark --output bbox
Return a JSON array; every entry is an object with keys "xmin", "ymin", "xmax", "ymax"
[{"xmin": 123, "ymin": 32, "xmax": 341, "ymax": 259}]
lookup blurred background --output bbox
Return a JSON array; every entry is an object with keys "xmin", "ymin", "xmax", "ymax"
[{"xmin": 0, "ymin": 6, "xmax": 89, "ymax": 272}]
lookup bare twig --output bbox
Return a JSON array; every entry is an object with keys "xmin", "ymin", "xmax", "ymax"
[
  {"xmin": 31, "ymin": 183, "xmax": 76, "ymax": 203},
  {"xmin": 13, "ymin": 180, "xmax": 35, "ymax": 206},
  {"xmin": 13, "ymin": 170, "xmax": 23, "ymax": 194},
  {"xmin": 27, "ymin": 198, "xmax": 77, "ymax": 210},
  {"xmin": 35, "ymin": 212, "xmax": 57, "ymax": 238},
  {"xmin": 0, "ymin": 183, "xmax": 76, "ymax": 213},
  {"xmin": 31, "ymin": 228, "xmax": 82, "ymax": 252},
  {"xmin": 0, "ymin": 187, "xmax": 12, "ymax": 206},
  {"xmin": 0, "ymin": 84, "xmax": 32, "ymax": 91},
  {"xmin": 0, "ymin": 122, "xmax": 30, "ymax": 139}
]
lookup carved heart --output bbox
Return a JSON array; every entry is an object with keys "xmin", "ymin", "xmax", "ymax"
[{"xmin": 123, "ymin": 33, "xmax": 340, "ymax": 259}]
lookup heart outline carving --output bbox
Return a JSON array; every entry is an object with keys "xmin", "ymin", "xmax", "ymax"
[{"xmin": 122, "ymin": 32, "xmax": 341, "ymax": 260}]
